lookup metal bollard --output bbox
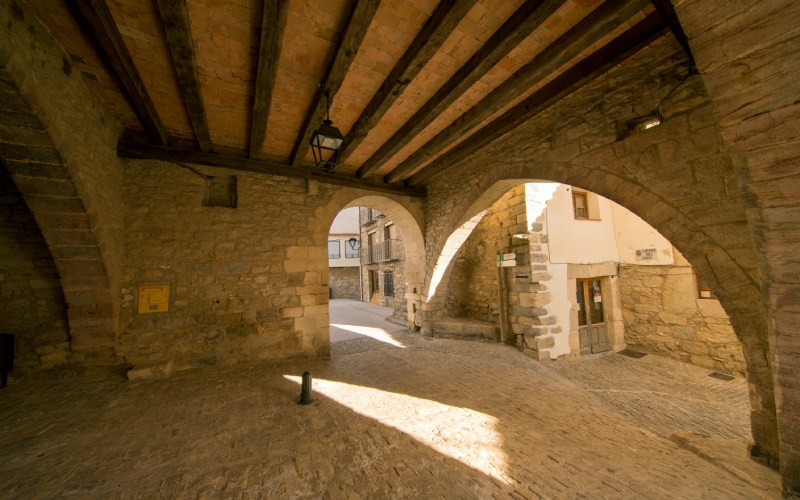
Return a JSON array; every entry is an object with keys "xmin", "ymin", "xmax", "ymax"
[{"xmin": 298, "ymin": 371, "xmax": 313, "ymax": 405}]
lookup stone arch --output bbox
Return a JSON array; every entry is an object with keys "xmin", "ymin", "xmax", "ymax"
[
  {"xmin": 314, "ymin": 187, "xmax": 426, "ymax": 337},
  {"xmin": 423, "ymin": 159, "xmax": 776, "ymax": 468},
  {"xmin": 671, "ymin": 0, "xmax": 800, "ymax": 491},
  {"xmin": 425, "ymin": 179, "xmax": 527, "ymax": 307},
  {"xmin": 0, "ymin": 62, "xmax": 119, "ymax": 365}
]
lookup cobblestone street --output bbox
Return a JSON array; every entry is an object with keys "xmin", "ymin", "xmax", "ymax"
[{"xmin": 0, "ymin": 320, "xmax": 780, "ymax": 498}]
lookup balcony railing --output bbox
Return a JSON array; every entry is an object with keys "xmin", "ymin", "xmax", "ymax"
[{"xmin": 362, "ymin": 239, "xmax": 404, "ymax": 264}]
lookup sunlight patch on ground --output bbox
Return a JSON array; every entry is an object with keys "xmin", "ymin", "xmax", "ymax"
[
  {"xmin": 285, "ymin": 376, "xmax": 508, "ymax": 483},
  {"xmin": 330, "ymin": 323, "xmax": 406, "ymax": 348}
]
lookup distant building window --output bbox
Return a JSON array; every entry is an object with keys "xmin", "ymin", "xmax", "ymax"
[
  {"xmin": 344, "ymin": 238, "xmax": 359, "ymax": 258},
  {"xmin": 328, "ymin": 240, "xmax": 340, "ymax": 259},
  {"xmin": 696, "ymin": 272, "xmax": 716, "ymax": 299},
  {"xmin": 571, "ymin": 189, "xmax": 601, "ymax": 220},
  {"xmin": 383, "ymin": 271, "xmax": 394, "ymax": 297},
  {"xmin": 573, "ymin": 191, "xmax": 588, "ymax": 219}
]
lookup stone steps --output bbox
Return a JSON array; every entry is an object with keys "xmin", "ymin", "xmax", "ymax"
[{"xmin": 430, "ymin": 318, "xmax": 499, "ymax": 342}]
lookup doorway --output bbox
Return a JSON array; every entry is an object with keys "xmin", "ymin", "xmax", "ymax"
[
  {"xmin": 577, "ymin": 278, "xmax": 610, "ymax": 354},
  {"xmin": 368, "ymin": 270, "xmax": 380, "ymax": 304}
]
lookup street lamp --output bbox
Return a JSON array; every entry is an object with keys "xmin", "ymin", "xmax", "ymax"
[{"xmin": 309, "ymin": 91, "xmax": 345, "ymax": 173}]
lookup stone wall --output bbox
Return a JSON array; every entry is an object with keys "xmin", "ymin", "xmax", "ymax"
[
  {"xmin": 0, "ymin": 163, "xmax": 69, "ymax": 373},
  {"xmin": 619, "ymin": 263, "xmax": 745, "ymax": 375},
  {"xmin": 120, "ymin": 160, "xmax": 425, "ymax": 371},
  {"xmin": 445, "ymin": 186, "xmax": 526, "ymax": 322},
  {"xmin": 442, "ymin": 184, "xmax": 564, "ymax": 358},
  {"xmin": 120, "ymin": 161, "xmax": 330, "ymax": 370},
  {"xmin": 329, "ymin": 267, "xmax": 360, "ymax": 300}
]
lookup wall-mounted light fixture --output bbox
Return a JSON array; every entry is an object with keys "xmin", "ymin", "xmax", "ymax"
[{"xmin": 309, "ymin": 90, "xmax": 345, "ymax": 173}]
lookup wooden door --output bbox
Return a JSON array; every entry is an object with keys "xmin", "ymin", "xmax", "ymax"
[
  {"xmin": 577, "ymin": 278, "xmax": 610, "ymax": 354},
  {"xmin": 368, "ymin": 270, "xmax": 380, "ymax": 304}
]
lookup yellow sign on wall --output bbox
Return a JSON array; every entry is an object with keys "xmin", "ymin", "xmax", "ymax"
[{"xmin": 138, "ymin": 284, "xmax": 170, "ymax": 314}]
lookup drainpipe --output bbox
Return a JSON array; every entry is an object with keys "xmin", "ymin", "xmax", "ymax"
[{"xmin": 358, "ymin": 208, "xmax": 364, "ymax": 302}]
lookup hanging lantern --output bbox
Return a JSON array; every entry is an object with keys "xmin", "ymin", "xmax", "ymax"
[{"xmin": 309, "ymin": 91, "xmax": 345, "ymax": 173}]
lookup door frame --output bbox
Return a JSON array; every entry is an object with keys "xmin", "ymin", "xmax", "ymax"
[
  {"xmin": 566, "ymin": 267, "xmax": 625, "ymax": 357},
  {"xmin": 576, "ymin": 277, "xmax": 611, "ymax": 354}
]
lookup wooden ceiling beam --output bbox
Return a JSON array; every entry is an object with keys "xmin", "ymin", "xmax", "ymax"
[
  {"xmin": 117, "ymin": 139, "xmax": 424, "ymax": 198},
  {"xmin": 406, "ymin": 12, "xmax": 667, "ymax": 186},
  {"xmin": 355, "ymin": 0, "xmax": 567, "ymax": 179},
  {"xmin": 153, "ymin": 0, "xmax": 214, "ymax": 153},
  {"xmin": 649, "ymin": 0, "xmax": 694, "ymax": 66},
  {"xmin": 386, "ymin": 0, "xmax": 651, "ymax": 184},
  {"xmin": 68, "ymin": 0, "xmax": 168, "ymax": 145},
  {"xmin": 335, "ymin": 0, "xmax": 478, "ymax": 166},
  {"xmin": 288, "ymin": 0, "xmax": 381, "ymax": 166},
  {"xmin": 249, "ymin": 0, "xmax": 290, "ymax": 160}
]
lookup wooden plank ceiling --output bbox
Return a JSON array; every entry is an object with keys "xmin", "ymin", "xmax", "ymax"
[{"xmin": 30, "ymin": 0, "xmax": 680, "ymax": 197}]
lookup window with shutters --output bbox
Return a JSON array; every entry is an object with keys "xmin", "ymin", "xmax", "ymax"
[
  {"xmin": 571, "ymin": 190, "xmax": 601, "ymax": 220},
  {"xmin": 572, "ymin": 191, "xmax": 588, "ymax": 219},
  {"xmin": 696, "ymin": 272, "xmax": 716, "ymax": 299},
  {"xmin": 383, "ymin": 271, "xmax": 394, "ymax": 297},
  {"xmin": 327, "ymin": 240, "xmax": 340, "ymax": 259}
]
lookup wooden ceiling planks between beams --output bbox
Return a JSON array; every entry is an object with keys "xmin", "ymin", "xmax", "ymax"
[
  {"xmin": 153, "ymin": 0, "xmax": 214, "ymax": 153},
  {"xmin": 68, "ymin": 0, "xmax": 168, "ymax": 146},
  {"xmin": 335, "ymin": 0, "xmax": 478, "ymax": 166},
  {"xmin": 249, "ymin": 0, "xmax": 290, "ymax": 160},
  {"xmin": 117, "ymin": 140, "xmax": 425, "ymax": 198},
  {"xmin": 354, "ymin": 0, "xmax": 567, "ymax": 179},
  {"xmin": 386, "ymin": 0, "xmax": 652, "ymax": 184},
  {"xmin": 406, "ymin": 11, "xmax": 668, "ymax": 186},
  {"xmin": 288, "ymin": 0, "xmax": 381, "ymax": 166}
]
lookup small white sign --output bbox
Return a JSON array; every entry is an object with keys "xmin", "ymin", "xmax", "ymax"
[
  {"xmin": 499, "ymin": 260, "xmax": 517, "ymax": 267},
  {"xmin": 635, "ymin": 248, "xmax": 657, "ymax": 261},
  {"xmin": 498, "ymin": 252, "xmax": 516, "ymax": 262}
]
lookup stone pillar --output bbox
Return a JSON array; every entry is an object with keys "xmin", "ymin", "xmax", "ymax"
[{"xmin": 674, "ymin": 0, "xmax": 800, "ymax": 493}]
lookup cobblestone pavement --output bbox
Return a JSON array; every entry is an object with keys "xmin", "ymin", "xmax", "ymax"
[
  {"xmin": 0, "ymin": 331, "xmax": 780, "ymax": 498},
  {"xmin": 544, "ymin": 350, "xmax": 751, "ymax": 440}
]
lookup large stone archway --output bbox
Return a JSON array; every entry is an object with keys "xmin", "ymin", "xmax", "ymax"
[
  {"xmin": 423, "ymin": 168, "xmax": 774, "ymax": 464},
  {"xmin": 316, "ymin": 188, "xmax": 425, "ymax": 336},
  {"xmin": 418, "ymin": 35, "xmax": 779, "ymax": 471},
  {"xmin": 0, "ymin": 68, "xmax": 118, "ymax": 365},
  {"xmin": 672, "ymin": 0, "xmax": 800, "ymax": 492},
  {"xmin": 1, "ymin": 0, "xmax": 126, "ymax": 366}
]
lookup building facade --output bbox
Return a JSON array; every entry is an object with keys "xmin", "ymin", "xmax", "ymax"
[
  {"xmin": 441, "ymin": 183, "xmax": 743, "ymax": 374},
  {"xmin": 327, "ymin": 233, "xmax": 360, "ymax": 300},
  {"xmin": 359, "ymin": 208, "xmax": 406, "ymax": 320},
  {"xmin": 327, "ymin": 207, "xmax": 361, "ymax": 300}
]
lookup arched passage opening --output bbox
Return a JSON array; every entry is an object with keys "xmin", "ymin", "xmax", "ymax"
[
  {"xmin": 315, "ymin": 190, "xmax": 425, "ymax": 354},
  {"xmin": 430, "ymin": 180, "xmax": 746, "ymax": 375},
  {"xmin": 421, "ymin": 163, "xmax": 776, "ymax": 468}
]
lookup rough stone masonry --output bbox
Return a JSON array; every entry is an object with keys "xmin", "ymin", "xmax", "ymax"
[{"xmin": 1, "ymin": 0, "xmax": 799, "ymax": 492}]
